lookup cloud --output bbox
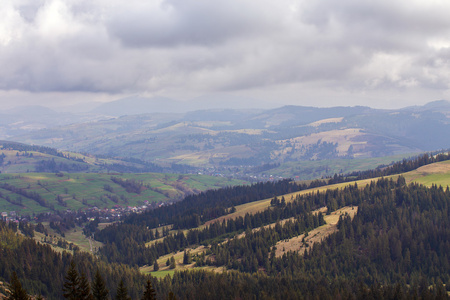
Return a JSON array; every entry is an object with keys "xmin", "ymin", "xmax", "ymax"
[
  {"xmin": 0, "ymin": 0, "xmax": 449, "ymax": 107},
  {"xmin": 107, "ymin": 0, "xmax": 283, "ymax": 47}
]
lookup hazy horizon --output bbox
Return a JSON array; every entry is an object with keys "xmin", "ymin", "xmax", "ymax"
[{"xmin": 0, "ymin": 94, "xmax": 448, "ymax": 114}]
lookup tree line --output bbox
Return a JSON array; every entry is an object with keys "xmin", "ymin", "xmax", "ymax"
[
  {"xmin": 329, "ymin": 151, "xmax": 450, "ymax": 184},
  {"xmin": 1, "ymin": 177, "xmax": 449, "ymax": 299},
  {"xmin": 123, "ymin": 178, "xmax": 328, "ymax": 231}
]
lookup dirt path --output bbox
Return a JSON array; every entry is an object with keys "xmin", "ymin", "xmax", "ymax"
[{"xmin": 274, "ymin": 206, "xmax": 358, "ymax": 257}]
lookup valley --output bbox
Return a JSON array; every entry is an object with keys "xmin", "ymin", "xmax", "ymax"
[
  {"xmin": 7, "ymin": 101, "xmax": 450, "ymax": 175},
  {"xmin": 1, "ymin": 150, "xmax": 449, "ymax": 299},
  {"xmin": 0, "ymin": 103, "xmax": 450, "ymax": 299}
]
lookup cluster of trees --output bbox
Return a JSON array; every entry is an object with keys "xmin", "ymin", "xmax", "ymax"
[
  {"xmin": 208, "ymin": 212, "xmax": 326, "ymax": 273},
  {"xmin": 154, "ymin": 178, "xmax": 448, "ymax": 298},
  {"xmin": 35, "ymin": 159, "xmax": 89, "ymax": 173},
  {"xmin": 150, "ymin": 268, "xmax": 448, "ymax": 300},
  {"xmin": 0, "ymin": 141, "xmax": 63, "ymax": 157},
  {"xmin": 267, "ymin": 180, "xmax": 450, "ymax": 282},
  {"xmin": 1, "ymin": 176, "xmax": 450, "ymax": 299},
  {"xmin": 100, "ymin": 156, "xmax": 164, "ymax": 173},
  {"xmin": 97, "ymin": 177, "xmax": 449, "ymax": 294},
  {"xmin": 2, "ymin": 148, "xmax": 450, "ymax": 298},
  {"xmin": 2, "ymin": 264, "xmax": 160, "ymax": 300},
  {"xmin": 61, "ymin": 261, "xmax": 160, "ymax": 300},
  {"xmin": 110, "ymin": 177, "xmax": 146, "ymax": 194},
  {"xmin": 123, "ymin": 179, "xmax": 325, "ymax": 231},
  {"xmin": 0, "ymin": 220, "xmax": 151, "ymax": 299},
  {"xmin": 18, "ymin": 222, "xmax": 34, "ymax": 238},
  {"xmin": 95, "ymin": 179, "xmax": 356, "ymax": 267},
  {"xmin": 0, "ymin": 182, "xmax": 47, "ymax": 207},
  {"xmin": 95, "ymin": 180, "xmax": 357, "ymax": 267},
  {"xmin": 329, "ymin": 152, "xmax": 450, "ymax": 184},
  {"xmin": 0, "ymin": 141, "xmax": 170, "ymax": 174},
  {"xmin": 0, "ymin": 191, "xmax": 24, "ymax": 207}
]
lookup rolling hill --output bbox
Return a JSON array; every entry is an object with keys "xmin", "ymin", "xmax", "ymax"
[
  {"xmin": 0, "ymin": 172, "xmax": 246, "ymax": 216},
  {"xmin": 1, "ymin": 151, "xmax": 449, "ymax": 299},
  {"xmin": 9, "ymin": 101, "xmax": 450, "ymax": 173}
]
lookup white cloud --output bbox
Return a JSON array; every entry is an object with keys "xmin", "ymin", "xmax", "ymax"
[{"xmin": 0, "ymin": 0, "xmax": 450, "ymax": 108}]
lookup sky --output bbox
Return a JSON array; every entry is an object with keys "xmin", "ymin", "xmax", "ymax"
[{"xmin": 1, "ymin": 0, "xmax": 450, "ymax": 111}]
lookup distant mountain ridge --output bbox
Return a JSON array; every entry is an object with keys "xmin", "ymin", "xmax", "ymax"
[
  {"xmin": 7, "ymin": 100, "xmax": 450, "ymax": 170},
  {"xmin": 90, "ymin": 94, "xmax": 271, "ymax": 116},
  {"xmin": 91, "ymin": 96, "xmax": 184, "ymax": 115}
]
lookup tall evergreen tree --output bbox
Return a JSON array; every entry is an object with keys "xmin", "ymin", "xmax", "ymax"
[
  {"xmin": 116, "ymin": 279, "xmax": 130, "ymax": 300},
  {"xmin": 166, "ymin": 291, "xmax": 177, "ymax": 300},
  {"xmin": 92, "ymin": 269, "xmax": 109, "ymax": 300},
  {"xmin": 169, "ymin": 256, "xmax": 176, "ymax": 269},
  {"xmin": 7, "ymin": 272, "xmax": 29, "ymax": 300},
  {"xmin": 63, "ymin": 261, "xmax": 80, "ymax": 300},
  {"xmin": 182, "ymin": 250, "xmax": 191, "ymax": 264},
  {"xmin": 141, "ymin": 279, "xmax": 156, "ymax": 300},
  {"xmin": 79, "ymin": 271, "xmax": 93, "ymax": 300}
]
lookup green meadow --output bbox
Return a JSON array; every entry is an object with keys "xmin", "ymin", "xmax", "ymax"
[{"xmin": 0, "ymin": 172, "xmax": 247, "ymax": 215}]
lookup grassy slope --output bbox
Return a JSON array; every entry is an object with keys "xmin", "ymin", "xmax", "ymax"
[
  {"xmin": 0, "ymin": 149, "xmax": 100, "ymax": 174},
  {"xmin": 260, "ymin": 154, "xmax": 415, "ymax": 180},
  {"xmin": 204, "ymin": 160, "xmax": 450, "ymax": 225},
  {"xmin": 402, "ymin": 159, "xmax": 450, "ymax": 187},
  {"xmin": 0, "ymin": 172, "xmax": 247, "ymax": 215},
  {"xmin": 143, "ymin": 160, "xmax": 450, "ymax": 276}
]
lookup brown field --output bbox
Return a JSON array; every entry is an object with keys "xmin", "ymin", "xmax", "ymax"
[
  {"xmin": 403, "ymin": 160, "xmax": 450, "ymax": 186},
  {"xmin": 234, "ymin": 207, "xmax": 329, "ymax": 240},
  {"xmin": 202, "ymin": 177, "xmax": 387, "ymax": 228},
  {"xmin": 142, "ymin": 244, "xmax": 209, "ymax": 274},
  {"xmin": 274, "ymin": 206, "xmax": 358, "ymax": 257}
]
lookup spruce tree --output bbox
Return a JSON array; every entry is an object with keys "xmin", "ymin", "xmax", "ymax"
[
  {"xmin": 153, "ymin": 260, "xmax": 159, "ymax": 271},
  {"xmin": 166, "ymin": 291, "xmax": 177, "ymax": 300},
  {"xmin": 141, "ymin": 279, "xmax": 156, "ymax": 300},
  {"xmin": 116, "ymin": 279, "xmax": 130, "ymax": 300},
  {"xmin": 7, "ymin": 272, "xmax": 29, "ymax": 300},
  {"xmin": 92, "ymin": 269, "xmax": 109, "ymax": 300},
  {"xmin": 169, "ymin": 256, "xmax": 176, "ymax": 269},
  {"xmin": 183, "ymin": 250, "xmax": 191, "ymax": 264},
  {"xmin": 63, "ymin": 261, "xmax": 80, "ymax": 300},
  {"xmin": 79, "ymin": 271, "xmax": 93, "ymax": 300}
]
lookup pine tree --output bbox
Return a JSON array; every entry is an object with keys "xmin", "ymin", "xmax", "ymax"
[
  {"xmin": 92, "ymin": 269, "xmax": 109, "ymax": 300},
  {"xmin": 63, "ymin": 261, "xmax": 80, "ymax": 300},
  {"xmin": 7, "ymin": 272, "xmax": 29, "ymax": 300},
  {"xmin": 169, "ymin": 256, "xmax": 176, "ymax": 269},
  {"xmin": 183, "ymin": 250, "xmax": 191, "ymax": 264},
  {"xmin": 116, "ymin": 279, "xmax": 130, "ymax": 300},
  {"xmin": 141, "ymin": 279, "xmax": 156, "ymax": 300},
  {"xmin": 166, "ymin": 291, "xmax": 177, "ymax": 300},
  {"xmin": 79, "ymin": 271, "xmax": 93, "ymax": 300}
]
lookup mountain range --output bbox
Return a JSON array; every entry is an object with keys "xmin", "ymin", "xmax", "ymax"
[{"xmin": 4, "ymin": 99, "xmax": 450, "ymax": 171}]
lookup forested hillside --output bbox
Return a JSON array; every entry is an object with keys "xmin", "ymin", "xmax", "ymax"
[
  {"xmin": 0, "ymin": 154, "xmax": 449, "ymax": 299},
  {"xmin": 2, "ymin": 176, "xmax": 449, "ymax": 299}
]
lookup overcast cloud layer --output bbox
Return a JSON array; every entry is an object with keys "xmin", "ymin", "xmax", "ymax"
[{"xmin": 1, "ymin": 0, "xmax": 450, "ymax": 109}]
